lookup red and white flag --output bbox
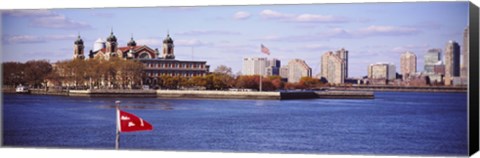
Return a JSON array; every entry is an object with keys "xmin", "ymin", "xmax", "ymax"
[
  {"xmin": 117, "ymin": 109, "xmax": 153, "ymax": 132},
  {"xmin": 261, "ymin": 44, "xmax": 270, "ymax": 55}
]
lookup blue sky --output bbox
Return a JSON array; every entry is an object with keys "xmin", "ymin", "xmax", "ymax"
[{"xmin": 1, "ymin": 2, "xmax": 469, "ymax": 77}]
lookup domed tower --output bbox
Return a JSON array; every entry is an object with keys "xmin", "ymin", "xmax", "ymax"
[
  {"xmin": 73, "ymin": 35, "xmax": 85, "ymax": 59},
  {"xmin": 127, "ymin": 36, "xmax": 137, "ymax": 48},
  {"xmin": 106, "ymin": 30, "xmax": 118, "ymax": 56},
  {"xmin": 162, "ymin": 33, "xmax": 175, "ymax": 59}
]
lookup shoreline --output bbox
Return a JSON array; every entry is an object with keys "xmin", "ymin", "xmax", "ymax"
[{"xmin": 2, "ymin": 85, "xmax": 467, "ymax": 100}]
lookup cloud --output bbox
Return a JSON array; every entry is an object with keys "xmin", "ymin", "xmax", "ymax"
[
  {"xmin": 91, "ymin": 12, "xmax": 114, "ymax": 18},
  {"xmin": 135, "ymin": 38, "xmax": 163, "ymax": 47},
  {"xmin": 233, "ymin": 11, "xmax": 251, "ymax": 20},
  {"xmin": 391, "ymin": 44, "xmax": 430, "ymax": 53},
  {"xmin": 355, "ymin": 25, "xmax": 420, "ymax": 36},
  {"xmin": 257, "ymin": 25, "xmax": 420, "ymax": 42},
  {"xmin": 136, "ymin": 38, "xmax": 212, "ymax": 47},
  {"xmin": 3, "ymin": 34, "xmax": 77, "ymax": 44},
  {"xmin": 259, "ymin": 9, "xmax": 348, "ymax": 23},
  {"xmin": 260, "ymin": 9, "xmax": 293, "ymax": 19},
  {"xmin": 299, "ymin": 44, "xmax": 332, "ymax": 51},
  {"xmin": 176, "ymin": 30, "xmax": 241, "ymax": 36},
  {"xmin": 175, "ymin": 39, "xmax": 213, "ymax": 47},
  {"xmin": 3, "ymin": 10, "xmax": 91, "ymax": 29}
]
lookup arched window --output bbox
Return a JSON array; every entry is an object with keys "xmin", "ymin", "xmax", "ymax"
[{"xmin": 139, "ymin": 52, "xmax": 151, "ymax": 59}]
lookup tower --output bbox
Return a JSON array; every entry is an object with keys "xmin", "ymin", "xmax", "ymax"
[
  {"xmin": 461, "ymin": 27, "xmax": 469, "ymax": 79},
  {"xmin": 162, "ymin": 33, "xmax": 175, "ymax": 59},
  {"xmin": 127, "ymin": 34, "xmax": 137, "ymax": 48},
  {"xmin": 106, "ymin": 30, "xmax": 118, "ymax": 57},
  {"xmin": 73, "ymin": 35, "xmax": 85, "ymax": 59},
  {"xmin": 444, "ymin": 40, "xmax": 460, "ymax": 85},
  {"xmin": 336, "ymin": 48, "xmax": 348, "ymax": 79},
  {"xmin": 400, "ymin": 51, "xmax": 417, "ymax": 80}
]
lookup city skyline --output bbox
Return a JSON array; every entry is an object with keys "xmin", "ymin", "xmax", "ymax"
[{"xmin": 1, "ymin": 2, "xmax": 469, "ymax": 77}]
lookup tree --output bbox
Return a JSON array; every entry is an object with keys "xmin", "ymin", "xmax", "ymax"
[
  {"xmin": 299, "ymin": 77, "xmax": 320, "ymax": 89},
  {"xmin": 23, "ymin": 60, "xmax": 52, "ymax": 88},
  {"xmin": 213, "ymin": 65, "xmax": 233, "ymax": 76},
  {"xmin": 2, "ymin": 62, "xmax": 26, "ymax": 87}
]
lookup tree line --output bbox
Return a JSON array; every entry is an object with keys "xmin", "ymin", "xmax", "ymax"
[{"xmin": 3, "ymin": 59, "xmax": 325, "ymax": 91}]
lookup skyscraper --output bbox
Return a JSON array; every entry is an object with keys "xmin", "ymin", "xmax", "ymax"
[
  {"xmin": 400, "ymin": 51, "xmax": 416, "ymax": 80},
  {"xmin": 287, "ymin": 59, "xmax": 312, "ymax": 83},
  {"xmin": 461, "ymin": 27, "xmax": 469, "ymax": 79},
  {"xmin": 444, "ymin": 40, "xmax": 460, "ymax": 85},
  {"xmin": 321, "ymin": 51, "xmax": 345, "ymax": 84},
  {"xmin": 424, "ymin": 49, "xmax": 442, "ymax": 74},
  {"xmin": 368, "ymin": 63, "xmax": 396, "ymax": 80},
  {"xmin": 336, "ymin": 48, "xmax": 349, "ymax": 78},
  {"xmin": 242, "ymin": 57, "xmax": 267, "ymax": 76},
  {"xmin": 265, "ymin": 58, "xmax": 281, "ymax": 76}
]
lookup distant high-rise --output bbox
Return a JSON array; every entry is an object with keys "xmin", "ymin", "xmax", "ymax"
[
  {"xmin": 265, "ymin": 58, "xmax": 281, "ymax": 76},
  {"xmin": 279, "ymin": 66, "xmax": 289, "ymax": 79},
  {"xmin": 242, "ymin": 57, "xmax": 267, "ymax": 76},
  {"xmin": 400, "ymin": 51, "xmax": 416, "ymax": 80},
  {"xmin": 287, "ymin": 59, "xmax": 312, "ymax": 83},
  {"xmin": 444, "ymin": 40, "xmax": 461, "ymax": 85},
  {"xmin": 461, "ymin": 27, "xmax": 469, "ymax": 79},
  {"xmin": 424, "ymin": 49, "xmax": 442, "ymax": 74},
  {"xmin": 321, "ymin": 51, "xmax": 345, "ymax": 84},
  {"xmin": 368, "ymin": 63, "xmax": 396, "ymax": 80},
  {"xmin": 336, "ymin": 48, "xmax": 348, "ymax": 78}
]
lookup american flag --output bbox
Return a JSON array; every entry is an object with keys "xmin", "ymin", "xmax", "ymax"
[{"xmin": 261, "ymin": 44, "xmax": 270, "ymax": 55}]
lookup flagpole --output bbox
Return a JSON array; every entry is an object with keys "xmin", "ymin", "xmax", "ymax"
[
  {"xmin": 259, "ymin": 74, "xmax": 262, "ymax": 92},
  {"xmin": 115, "ymin": 100, "xmax": 121, "ymax": 150}
]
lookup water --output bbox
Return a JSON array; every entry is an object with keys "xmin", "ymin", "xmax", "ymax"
[{"xmin": 2, "ymin": 92, "xmax": 468, "ymax": 156}]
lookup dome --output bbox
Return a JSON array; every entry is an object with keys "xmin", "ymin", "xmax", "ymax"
[
  {"xmin": 95, "ymin": 38, "xmax": 105, "ymax": 43},
  {"xmin": 107, "ymin": 31, "xmax": 117, "ymax": 42},
  {"xmin": 163, "ymin": 34, "xmax": 173, "ymax": 43},
  {"xmin": 74, "ymin": 35, "xmax": 83, "ymax": 45},
  {"xmin": 127, "ymin": 37, "xmax": 136, "ymax": 47},
  {"xmin": 93, "ymin": 38, "xmax": 106, "ymax": 52}
]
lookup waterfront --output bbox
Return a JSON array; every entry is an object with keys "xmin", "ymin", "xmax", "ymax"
[{"xmin": 2, "ymin": 92, "xmax": 467, "ymax": 156}]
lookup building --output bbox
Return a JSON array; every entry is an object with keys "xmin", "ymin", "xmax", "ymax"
[
  {"xmin": 444, "ymin": 40, "xmax": 460, "ymax": 85},
  {"xmin": 424, "ymin": 49, "xmax": 442, "ymax": 74},
  {"xmin": 429, "ymin": 61, "xmax": 445, "ymax": 84},
  {"xmin": 73, "ymin": 35, "xmax": 85, "ymax": 59},
  {"xmin": 400, "ymin": 51, "xmax": 417, "ymax": 80},
  {"xmin": 287, "ymin": 59, "xmax": 312, "ymax": 83},
  {"xmin": 320, "ymin": 50, "xmax": 346, "ymax": 84},
  {"xmin": 76, "ymin": 31, "xmax": 210, "ymax": 88},
  {"xmin": 265, "ymin": 58, "xmax": 281, "ymax": 76},
  {"xmin": 461, "ymin": 27, "xmax": 469, "ymax": 80},
  {"xmin": 367, "ymin": 63, "xmax": 396, "ymax": 85},
  {"xmin": 242, "ymin": 57, "xmax": 267, "ymax": 76},
  {"xmin": 279, "ymin": 66, "xmax": 289, "ymax": 79},
  {"xmin": 336, "ymin": 48, "xmax": 348, "ymax": 78},
  {"xmin": 242, "ymin": 58, "xmax": 280, "ymax": 76}
]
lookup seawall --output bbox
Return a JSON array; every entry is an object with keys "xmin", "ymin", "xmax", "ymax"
[
  {"xmin": 9, "ymin": 89, "xmax": 375, "ymax": 100},
  {"xmin": 69, "ymin": 89, "xmax": 157, "ymax": 97},
  {"xmin": 332, "ymin": 86, "xmax": 467, "ymax": 93},
  {"xmin": 156, "ymin": 90, "xmax": 281, "ymax": 100}
]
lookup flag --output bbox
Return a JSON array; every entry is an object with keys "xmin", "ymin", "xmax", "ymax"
[
  {"xmin": 261, "ymin": 44, "xmax": 270, "ymax": 55},
  {"xmin": 117, "ymin": 109, "xmax": 153, "ymax": 132}
]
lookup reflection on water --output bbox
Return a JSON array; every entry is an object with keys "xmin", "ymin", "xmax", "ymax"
[{"xmin": 2, "ymin": 92, "xmax": 468, "ymax": 156}]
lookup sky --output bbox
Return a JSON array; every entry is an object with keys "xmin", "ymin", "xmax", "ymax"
[{"xmin": 1, "ymin": 2, "xmax": 469, "ymax": 78}]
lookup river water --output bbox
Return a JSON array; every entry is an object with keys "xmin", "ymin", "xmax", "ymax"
[{"xmin": 2, "ymin": 92, "xmax": 468, "ymax": 156}]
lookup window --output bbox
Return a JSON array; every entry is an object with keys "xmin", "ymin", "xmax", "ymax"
[{"xmin": 139, "ymin": 52, "xmax": 150, "ymax": 59}]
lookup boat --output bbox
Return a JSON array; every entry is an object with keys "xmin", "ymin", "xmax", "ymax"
[{"xmin": 15, "ymin": 85, "xmax": 30, "ymax": 94}]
